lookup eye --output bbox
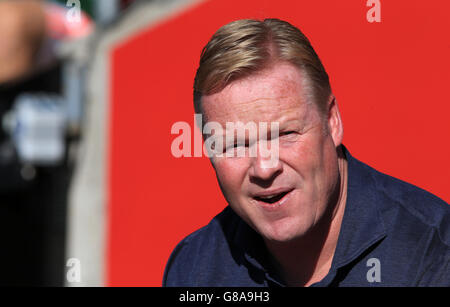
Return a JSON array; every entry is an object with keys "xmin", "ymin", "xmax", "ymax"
[
  {"xmin": 233, "ymin": 141, "xmax": 248, "ymax": 148},
  {"xmin": 280, "ymin": 131, "xmax": 295, "ymax": 136},
  {"xmin": 278, "ymin": 131, "xmax": 299, "ymax": 143},
  {"xmin": 223, "ymin": 141, "xmax": 248, "ymax": 153}
]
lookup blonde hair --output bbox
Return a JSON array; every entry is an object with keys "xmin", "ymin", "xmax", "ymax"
[{"xmin": 193, "ymin": 18, "xmax": 331, "ymax": 116}]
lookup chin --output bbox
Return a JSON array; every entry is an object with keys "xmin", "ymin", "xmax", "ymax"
[{"xmin": 258, "ymin": 218, "xmax": 311, "ymax": 243}]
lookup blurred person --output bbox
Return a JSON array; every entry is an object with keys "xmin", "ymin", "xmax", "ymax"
[
  {"xmin": 0, "ymin": 0, "xmax": 46, "ymax": 83},
  {"xmin": 0, "ymin": 0, "xmax": 92, "ymax": 286},
  {"xmin": 163, "ymin": 19, "xmax": 450, "ymax": 287},
  {"xmin": 0, "ymin": 0, "xmax": 92, "ymax": 84}
]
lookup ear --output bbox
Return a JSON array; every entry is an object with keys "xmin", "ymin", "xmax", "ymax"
[{"xmin": 327, "ymin": 95, "xmax": 344, "ymax": 147}]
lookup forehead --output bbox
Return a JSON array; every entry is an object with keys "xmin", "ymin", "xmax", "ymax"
[{"xmin": 201, "ymin": 62, "xmax": 315, "ymax": 125}]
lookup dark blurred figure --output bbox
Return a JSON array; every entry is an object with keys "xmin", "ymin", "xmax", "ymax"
[{"xmin": 0, "ymin": 0, "xmax": 92, "ymax": 286}]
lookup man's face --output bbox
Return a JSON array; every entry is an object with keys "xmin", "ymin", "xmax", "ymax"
[{"xmin": 202, "ymin": 62, "xmax": 343, "ymax": 243}]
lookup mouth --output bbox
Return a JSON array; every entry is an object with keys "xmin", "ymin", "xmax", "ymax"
[{"xmin": 253, "ymin": 189, "xmax": 294, "ymax": 206}]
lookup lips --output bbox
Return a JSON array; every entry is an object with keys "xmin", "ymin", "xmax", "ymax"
[{"xmin": 252, "ymin": 188, "xmax": 294, "ymax": 206}]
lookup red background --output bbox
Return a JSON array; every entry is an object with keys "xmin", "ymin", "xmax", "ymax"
[{"xmin": 107, "ymin": 0, "xmax": 450, "ymax": 286}]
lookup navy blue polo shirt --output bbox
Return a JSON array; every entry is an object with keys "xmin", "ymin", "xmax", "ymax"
[{"xmin": 163, "ymin": 147, "xmax": 450, "ymax": 286}]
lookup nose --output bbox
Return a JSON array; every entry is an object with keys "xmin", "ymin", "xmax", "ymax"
[{"xmin": 248, "ymin": 144, "xmax": 282, "ymax": 182}]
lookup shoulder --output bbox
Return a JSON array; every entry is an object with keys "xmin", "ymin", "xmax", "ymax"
[
  {"xmin": 162, "ymin": 206, "xmax": 241, "ymax": 286},
  {"xmin": 347, "ymin": 150, "xmax": 449, "ymax": 241},
  {"xmin": 365, "ymin": 160, "xmax": 450, "ymax": 244},
  {"xmin": 349, "ymin": 153, "xmax": 450, "ymax": 285}
]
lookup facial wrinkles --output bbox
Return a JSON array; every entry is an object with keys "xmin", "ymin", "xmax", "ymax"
[
  {"xmin": 207, "ymin": 96, "xmax": 286, "ymax": 123},
  {"xmin": 205, "ymin": 97, "xmax": 305, "ymax": 149},
  {"xmin": 276, "ymin": 104, "xmax": 328, "ymax": 224}
]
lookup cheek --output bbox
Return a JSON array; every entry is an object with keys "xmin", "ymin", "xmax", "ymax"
[
  {"xmin": 213, "ymin": 158, "xmax": 249, "ymax": 198},
  {"xmin": 306, "ymin": 141, "xmax": 339, "ymax": 202},
  {"xmin": 281, "ymin": 136, "xmax": 337, "ymax": 190},
  {"xmin": 280, "ymin": 139, "xmax": 321, "ymax": 177}
]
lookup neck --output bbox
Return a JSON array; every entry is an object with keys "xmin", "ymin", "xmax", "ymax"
[{"xmin": 264, "ymin": 147, "xmax": 348, "ymax": 287}]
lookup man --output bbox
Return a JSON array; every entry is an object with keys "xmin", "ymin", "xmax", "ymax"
[{"xmin": 163, "ymin": 19, "xmax": 449, "ymax": 287}]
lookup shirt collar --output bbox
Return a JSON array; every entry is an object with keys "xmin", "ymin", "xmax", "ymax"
[
  {"xmin": 232, "ymin": 214, "xmax": 284, "ymax": 285},
  {"xmin": 230, "ymin": 145, "xmax": 387, "ymax": 284},
  {"xmin": 331, "ymin": 146, "xmax": 387, "ymax": 269}
]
